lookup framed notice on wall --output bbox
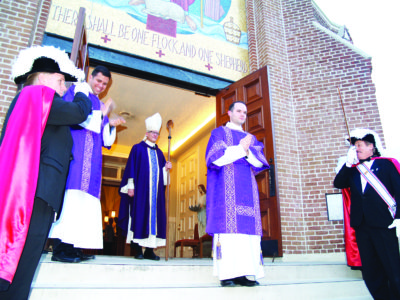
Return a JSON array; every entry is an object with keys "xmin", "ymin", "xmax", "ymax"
[{"xmin": 325, "ymin": 193, "xmax": 343, "ymax": 221}]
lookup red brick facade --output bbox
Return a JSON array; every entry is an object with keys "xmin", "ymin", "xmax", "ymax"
[
  {"xmin": 0, "ymin": 0, "xmax": 383, "ymax": 255},
  {"xmin": 246, "ymin": 0, "xmax": 382, "ymax": 254}
]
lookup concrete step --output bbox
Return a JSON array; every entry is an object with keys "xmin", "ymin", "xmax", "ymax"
[{"xmin": 29, "ymin": 253, "xmax": 372, "ymax": 300}]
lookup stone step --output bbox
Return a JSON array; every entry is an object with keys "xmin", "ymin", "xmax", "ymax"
[
  {"xmin": 29, "ymin": 254, "xmax": 372, "ymax": 299},
  {"xmin": 30, "ymin": 281, "xmax": 371, "ymax": 300}
]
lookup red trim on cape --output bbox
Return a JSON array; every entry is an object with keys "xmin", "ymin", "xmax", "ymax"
[
  {"xmin": 343, "ymin": 156, "xmax": 400, "ymax": 267},
  {"xmin": 342, "ymin": 188, "xmax": 362, "ymax": 267},
  {"xmin": 0, "ymin": 85, "xmax": 54, "ymax": 283},
  {"xmin": 372, "ymin": 157, "xmax": 400, "ymax": 173}
]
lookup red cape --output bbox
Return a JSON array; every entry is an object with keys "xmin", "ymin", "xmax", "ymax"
[
  {"xmin": 0, "ymin": 85, "xmax": 54, "ymax": 283},
  {"xmin": 342, "ymin": 188, "xmax": 362, "ymax": 267},
  {"xmin": 343, "ymin": 156, "xmax": 400, "ymax": 267}
]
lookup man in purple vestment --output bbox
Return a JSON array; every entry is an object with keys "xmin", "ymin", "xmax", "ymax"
[
  {"xmin": 119, "ymin": 113, "xmax": 172, "ymax": 260},
  {"xmin": 206, "ymin": 101, "xmax": 269, "ymax": 287},
  {"xmin": 50, "ymin": 66, "xmax": 125, "ymax": 263}
]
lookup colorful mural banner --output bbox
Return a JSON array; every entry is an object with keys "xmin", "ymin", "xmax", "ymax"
[{"xmin": 46, "ymin": 0, "xmax": 250, "ymax": 81}]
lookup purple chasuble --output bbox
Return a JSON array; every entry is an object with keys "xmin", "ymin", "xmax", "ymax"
[
  {"xmin": 63, "ymin": 86, "xmax": 110, "ymax": 199},
  {"xmin": 118, "ymin": 141, "xmax": 167, "ymax": 240},
  {"xmin": 205, "ymin": 126, "xmax": 269, "ymax": 236}
]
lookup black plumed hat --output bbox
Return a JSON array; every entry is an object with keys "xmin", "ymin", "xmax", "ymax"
[
  {"xmin": 347, "ymin": 128, "xmax": 384, "ymax": 157},
  {"xmin": 12, "ymin": 46, "xmax": 85, "ymax": 84}
]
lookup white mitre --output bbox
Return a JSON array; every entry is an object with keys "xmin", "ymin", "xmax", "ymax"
[{"xmin": 145, "ymin": 112, "xmax": 162, "ymax": 132}]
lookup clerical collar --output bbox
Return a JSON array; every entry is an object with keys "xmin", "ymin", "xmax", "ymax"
[
  {"xmin": 145, "ymin": 140, "xmax": 156, "ymax": 149},
  {"xmin": 226, "ymin": 121, "xmax": 244, "ymax": 131}
]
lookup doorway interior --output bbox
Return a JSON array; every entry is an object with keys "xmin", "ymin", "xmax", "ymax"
[{"xmin": 99, "ymin": 71, "xmax": 216, "ymax": 258}]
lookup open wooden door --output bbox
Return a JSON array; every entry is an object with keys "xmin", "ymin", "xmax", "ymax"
[
  {"xmin": 70, "ymin": 7, "xmax": 89, "ymax": 78},
  {"xmin": 176, "ymin": 150, "xmax": 199, "ymax": 257},
  {"xmin": 215, "ymin": 66, "xmax": 282, "ymax": 256}
]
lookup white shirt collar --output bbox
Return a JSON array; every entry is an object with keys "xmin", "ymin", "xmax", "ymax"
[
  {"xmin": 145, "ymin": 139, "xmax": 156, "ymax": 148},
  {"xmin": 226, "ymin": 121, "xmax": 244, "ymax": 131}
]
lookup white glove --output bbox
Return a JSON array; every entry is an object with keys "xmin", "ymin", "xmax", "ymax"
[
  {"xmin": 74, "ymin": 82, "xmax": 92, "ymax": 97},
  {"xmin": 388, "ymin": 219, "xmax": 400, "ymax": 238},
  {"xmin": 346, "ymin": 146, "xmax": 358, "ymax": 167}
]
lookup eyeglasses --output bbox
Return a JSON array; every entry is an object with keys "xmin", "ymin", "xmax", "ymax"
[{"xmin": 147, "ymin": 131, "xmax": 159, "ymax": 136}]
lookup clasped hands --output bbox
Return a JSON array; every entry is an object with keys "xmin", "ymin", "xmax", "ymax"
[
  {"xmin": 101, "ymin": 98, "xmax": 126, "ymax": 127},
  {"xmin": 74, "ymin": 82, "xmax": 125, "ymax": 127},
  {"xmin": 240, "ymin": 134, "xmax": 252, "ymax": 156}
]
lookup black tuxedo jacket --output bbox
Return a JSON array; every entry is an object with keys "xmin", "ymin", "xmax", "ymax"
[
  {"xmin": 35, "ymin": 91, "xmax": 92, "ymax": 215},
  {"xmin": 1, "ymin": 90, "xmax": 91, "ymax": 216},
  {"xmin": 334, "ymin": 159, "xmax": 400, "ymax": 228}
]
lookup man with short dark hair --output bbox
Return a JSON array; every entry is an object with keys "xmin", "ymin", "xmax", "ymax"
[
  {"xmin": 0, "ymin": 45, "xmax": 92, "ymax": 299},
  {"xmin": 334, "ymin": 128, "xmax": 400, "ymax": 299},
  {"xmin": 205, "ymin": 101, "xmax": 269, "ymax": 287},
  {"xmin": 49, "ymin": 66, "xmax": 125, "ymax": 262}
]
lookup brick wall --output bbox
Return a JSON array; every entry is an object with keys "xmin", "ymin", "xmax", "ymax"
[
  {"xmin": 247, "ymin": 0, "xmax": 383, "ymax": 254},
  {"xmin": 0, "ymin": 0, "xmax": 51, "ymax": 130},
  {"xmin": 247, "ymin": 0, "xmax": 307, "ymax": 253},
  {"xmin": 0, "ymin": 0, "xmax": 383, "ymax": 256}
]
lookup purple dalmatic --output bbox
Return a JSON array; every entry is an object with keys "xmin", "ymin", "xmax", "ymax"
[
  {"xmin": 118, "ymin": 141, "xmax": 167, "ymax": 240},
  {"xmin": 205, "ymin": 126, "xmax": 269, "ymax": 236},
  {"xmin": 63, "ymin": 86, "xmax": 110, "ymax": 199}
]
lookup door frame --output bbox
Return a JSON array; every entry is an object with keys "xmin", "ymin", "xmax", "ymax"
[{"xmin": 215, "ymin": 66, "xmax": 282, "ymax": 256}]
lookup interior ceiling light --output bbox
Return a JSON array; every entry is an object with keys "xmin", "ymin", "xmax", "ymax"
[{"xmin": 118, "ymin": 111, "xmax": 133, "ymax": 119}]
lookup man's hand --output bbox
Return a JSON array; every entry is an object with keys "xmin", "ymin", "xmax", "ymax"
[
  {"xmin": 74, "ymin": 82, "xmax": 92, "ymax": 97},
  {"xmin": 239, "ymin": 134, "xmax": 252, "ymax": 155},
  {"xmin": 388, "ymin": 219, "xmax": 400, "ymax": 238},
  {"xmin": 165, "ymin": 161, "xmax": 172, "ymax": 171},
  {"xmin": 101, "ymin": 98, "xmax": 115, "ymax": 117},
  {"xmin": 128, "ymin": 189, "xmax": 134, "ymax": 197},
  {"xmin": 346, "ymin": 146, "xmax": 358, "ymax": 167},
  {"xmin": 109, "ymin": 117, "xmax": 126, "ymax": 127}
]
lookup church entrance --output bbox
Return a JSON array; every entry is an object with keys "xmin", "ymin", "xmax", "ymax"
[
  {"xmin": 97, "ymin": 71, "xmax": 216, "ymax": 258},
  {"xmin": 54, "ymin": 7, "xmax": 281, "ymax": 259},
  {"xmin": 96, "ymin": 66, "xmax": 282, "ymax": 258}
]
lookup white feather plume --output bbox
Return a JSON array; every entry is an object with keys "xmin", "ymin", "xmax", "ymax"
[
  {"xmin": 11, "ymin": 45, "xmax": 85, "ymax": 82},
  {"xmin": 346, "ymin": 128, "xmax": 385, "ymax": 156}
]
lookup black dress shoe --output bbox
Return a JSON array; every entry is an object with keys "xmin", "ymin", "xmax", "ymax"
[
  {"xmin": 75, "ymin": 249, "xmax": 95, "ymax": 261},
  {"xmin": 233, "ymin": 276, "xmax": 259, "ymax": 287},
  {"xmin": 135, "ymin": 254, "xmax": 144, "ymax": 259},
  {"xmin": 144, "ymin": 252, "xmax": 160, "ymax": 261},
  {"xmin": 220, "ymin": 279, "xmax": 236, "ymax": 287},
  {"xmin": 51, "ymin": 251, "xmax": 81, "ymax": 263}
]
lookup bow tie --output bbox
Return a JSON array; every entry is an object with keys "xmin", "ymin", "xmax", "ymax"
[{"xmin": 359, "ymin": 157, "xmax": 371, "ymax": 164}]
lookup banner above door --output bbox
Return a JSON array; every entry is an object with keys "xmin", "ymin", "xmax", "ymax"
[{"xmin": 46, "ymin": 0, "xmax": 250, "ymax": 81}]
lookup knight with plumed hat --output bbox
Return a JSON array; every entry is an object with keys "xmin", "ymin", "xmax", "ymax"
[
  {"xmin": 0, "ymin": 45, "xmax": 92, "ymax": 299},
  {"xmin": 334, "ymin": 128, "xmax": 400, "ymax": 299}
]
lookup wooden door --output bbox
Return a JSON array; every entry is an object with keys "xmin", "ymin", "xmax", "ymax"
[
  {"xmin": 176, "ymin": 150, "xmax": 198, "ymax": 257},
  {"xmin": 215, "ymin": 66, "xmax": 282, "ymax": 256}
]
